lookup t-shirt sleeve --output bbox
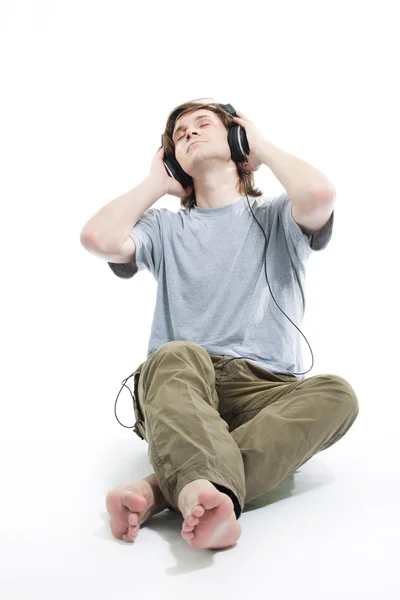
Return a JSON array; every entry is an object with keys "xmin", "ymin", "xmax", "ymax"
[
  {"xmin": 274, "ymin": 191, "xmax": 334, "ymax": 263},
  {"xmin": 107, "ymin": 208, "xmax": 163, "ymax": 280}
]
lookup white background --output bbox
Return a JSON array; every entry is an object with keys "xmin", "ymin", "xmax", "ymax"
[{"xmin": 1, "ymin": 0, "xmax": 399, "ymax": 598}]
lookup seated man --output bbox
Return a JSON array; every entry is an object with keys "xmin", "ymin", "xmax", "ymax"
[{"xmin": 80, "ymin": 100, "xmax": 358, "ymax": 550}]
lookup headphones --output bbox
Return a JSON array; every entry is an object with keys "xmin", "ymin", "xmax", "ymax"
[
  {"xmin": 161, "ymin": 103, "xmax": 250, "ymax": 190},
  {"xmin": 114, "ymin": 102, "xmax": 314, "ymax": 432}
]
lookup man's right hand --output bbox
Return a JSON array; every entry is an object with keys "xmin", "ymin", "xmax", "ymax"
[{"xmin": 149, "ymin": 147, "xmax": 193, "ymax": 198}]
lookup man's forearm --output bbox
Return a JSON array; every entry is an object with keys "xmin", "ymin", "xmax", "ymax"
[
  {"xmin": 80, "ymin": 175, "xmax": 165, "ymax": 251},
  {"xmin": 259, "ymin": 140, "xmax": 335, "ymax": 207}
]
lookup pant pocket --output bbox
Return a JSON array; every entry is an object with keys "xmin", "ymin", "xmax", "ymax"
[{"xmin": 132, "ymin": 365, "xmax": 147, "ymax": 441}]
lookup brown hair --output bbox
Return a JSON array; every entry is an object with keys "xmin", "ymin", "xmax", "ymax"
[{"xmin": 161, "ymin": 98, "xmax": 264, "ymax": 211}]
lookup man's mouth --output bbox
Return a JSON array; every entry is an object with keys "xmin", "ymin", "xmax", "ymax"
[{"xmin": 188, "ymin": 141, "xmax": 204, "ymax": 151}]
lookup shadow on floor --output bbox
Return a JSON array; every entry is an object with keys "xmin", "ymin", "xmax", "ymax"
[{"xmin": 99, "ymin": 463, "xmax": 336, "ymax": 574}]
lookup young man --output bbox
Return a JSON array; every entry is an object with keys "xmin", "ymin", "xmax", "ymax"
[{"xmin": 81, "ymin": 103, "xmax": 359, "ymax": 550}]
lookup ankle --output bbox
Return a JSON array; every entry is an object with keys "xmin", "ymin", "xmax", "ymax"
[{"xmin": 143, "ymin": 474, "xmax": 170, "ymax": 510}]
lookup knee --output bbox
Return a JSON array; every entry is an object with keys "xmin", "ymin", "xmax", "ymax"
[{"xmin": 319, "ymin": 374, "xmax": 360, "ymax": 418}]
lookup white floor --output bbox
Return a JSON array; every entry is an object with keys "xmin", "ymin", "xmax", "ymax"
[{"xmin": 1, "ymin": 423, "xmax": 398, "ymax": 600}]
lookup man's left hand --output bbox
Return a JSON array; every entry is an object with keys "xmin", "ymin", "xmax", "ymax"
[{"xmin": 231, "ymin": 110, "xmax": 266, "ymax": 173}]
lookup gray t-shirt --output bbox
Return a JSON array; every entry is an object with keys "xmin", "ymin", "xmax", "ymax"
[{"xmin": 108, "ymin": 192, "xmax": 334, "ymax": 380}]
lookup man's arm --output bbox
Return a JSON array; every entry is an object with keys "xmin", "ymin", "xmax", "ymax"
[
  {"xmin": 258, "ymin": 140, "xmax": 336, "ymax": 235},
  {"xmin": 80, "ymin": 175, "xmax": 165, "ymax": 252},
  {"xmin": 291, "ymin": 196, "xmax": 335, "ymax": 236},
  {"xmin": 259, "ymin": 140, "xmax": 336, "ymax": 208}
]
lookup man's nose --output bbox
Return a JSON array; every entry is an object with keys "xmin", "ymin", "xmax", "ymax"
[{"xmin": 186, "ymin": 128, "xmax": 199, "ymax": 141}]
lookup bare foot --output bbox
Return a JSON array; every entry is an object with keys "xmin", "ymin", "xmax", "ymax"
[
  {"xmin": 106, "ymin": 474, "xmax": 171, "ymax": 543},
  {"xmin": 178, "ymin": 479, "xmax": 241, "ymax": 550}
]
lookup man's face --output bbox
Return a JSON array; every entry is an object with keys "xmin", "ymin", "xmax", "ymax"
[{"xmin": 172, "ymin": 109, "xmax": 231, "ymax": 172}]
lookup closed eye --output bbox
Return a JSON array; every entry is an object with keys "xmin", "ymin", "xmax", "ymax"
[{"xmin": 178, "ymin": 123, "xmax": 209, "ymax": 141}]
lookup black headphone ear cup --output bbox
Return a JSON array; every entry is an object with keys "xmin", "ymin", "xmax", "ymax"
[
  {"xmin": 228, "ymin": 124, "xmax": 250, "ymax": 163},
  {"xmin": 162, "ymin": 154, "xmax": 193, "ymax": 189},
  {"xmin": 161, "ymin": 132, "xmax": 193, "ymax": 189}
]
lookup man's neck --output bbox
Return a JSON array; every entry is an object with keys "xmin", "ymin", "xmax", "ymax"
[{"xmin": 193, "ymin": 168, "xmax": 243, "ymax": 209}]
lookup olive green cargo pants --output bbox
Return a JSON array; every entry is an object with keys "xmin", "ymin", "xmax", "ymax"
[{"xmin": 132, "ymin": 341, "xmax": 359, "ymax": 519}]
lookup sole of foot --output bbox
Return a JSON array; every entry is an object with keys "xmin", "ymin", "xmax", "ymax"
[{"xmin": 178, "ymin": 479, "xmax": 241, "ymax": 550}]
